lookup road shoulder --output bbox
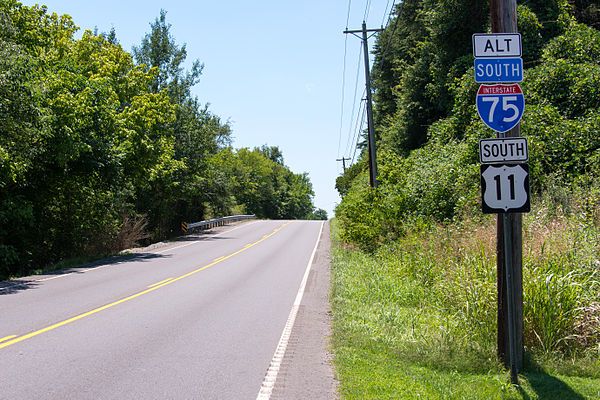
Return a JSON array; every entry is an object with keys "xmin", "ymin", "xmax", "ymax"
[{"xmin": 270, "ymin": 221, "xmax": 338, "ymax": 399}]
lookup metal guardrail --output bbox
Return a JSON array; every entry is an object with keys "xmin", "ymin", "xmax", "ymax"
[{"xmin": 181, "ymin": 215, "xmax": 255, "ymax": 233}]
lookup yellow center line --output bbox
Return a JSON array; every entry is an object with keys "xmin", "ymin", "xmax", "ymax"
[
  {"xmin": 147, "ymin": 278, "xmax": 173, "ymax": 288},
  {"xmin": 0, "ymin": 335, "xmax": 17, "ymax": 343},
  {"xmin": 0, "ymin": 221, "xmax": 293, "ymax": 350},
  {"xmin": 213, "ymin": 256, "xmax": 225, "ymax": 262}
]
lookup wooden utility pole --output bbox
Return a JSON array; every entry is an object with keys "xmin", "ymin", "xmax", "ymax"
[
  {"xmin": 337, "ymin": 157, "xmax": 351, "ymax": 172},
  {"xmin": 344, "ymin": 22, "xmax": 382, "ymax": 188},
  {"xmin": 490, "ymin": 0, "xmax": 524, "ymax": 380}
]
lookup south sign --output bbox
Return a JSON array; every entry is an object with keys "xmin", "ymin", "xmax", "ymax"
[
  {"xmin": 479, "ymin": 137, "xmax": 528, "ymax": 164},
  {"xmin": 474, "ymin": 57, "xmax": 523, "ymax": 83},
  {"xmin": 476, "ymin": 84, "xmax": 525, "ymax": 133}
]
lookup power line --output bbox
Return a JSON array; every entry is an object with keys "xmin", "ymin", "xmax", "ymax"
[
  {"xmin": 344, "ymin": 42, "xmax": 364, "ymax": 157},
  {"xmin": 381, "ymin": 0, "xmax": 393, "ymax": 27},
  {"xmin": 337, "ymin": 0, "xmax": 353, "ymax": 159},
  {"xmin": 345, "ymin": 91, "xmax": 366, "ymax": 157},
  {"xmin": 363, "ymin": 0, "xmax": 372, "ymax": 23},
  {"xmin": 345, "ymin": 0, "xmax": 352, "ymax": 29},
  {"xmin": 379, "ymin": 1, "xmax": 401, "ymax": 64},
  {"xmin": 337, "ymin": 36, "xmax": 349, "ymax": 158},
  {"xmin": 351, "ymin": 103, "xmax": 367, "ymax": 164}
]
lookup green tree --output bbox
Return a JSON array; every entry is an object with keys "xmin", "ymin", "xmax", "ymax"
[
  {"xmin": 133, "ymin": 10, "xmax": 231, "ymax": 232},
  {"xmin": 373, "ymin": 0, "xmax": 488, "ymax": 156}
]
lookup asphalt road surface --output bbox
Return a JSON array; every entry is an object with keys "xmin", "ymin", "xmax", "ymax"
[{"xmin": 0, "ymin": 220, "xmax": 332, "ymax": 399}]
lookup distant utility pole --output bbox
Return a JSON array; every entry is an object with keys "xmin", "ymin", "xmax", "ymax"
[
  {"xmin": 490, "ymin": 0, "xmax": 524, "ymax": 383},
  {"xmin": 344, "ymin": 22, "xmax": 382, "ymax": 188},
  {"xmin": 337, "ymin": 157, "xmax": 351, "ymax": 172}
]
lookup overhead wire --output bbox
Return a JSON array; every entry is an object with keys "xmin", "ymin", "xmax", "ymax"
[
  {"xmin": 337, "ymin": 40, "xmax": 349, "ymax": 159},
  {"xmin": 348, "ymin": 99, "xmax": 364, "ymax": 164},
  {"xmin": 344, "ymin": 42, "xmax": 364, "ymax": 158},
  {"xmin": 345, "ymin": 87, "xmax": 366, "ymax": 158},
  {"xmin": 342, "ymin": 0, "xmax": 396, "ymax": 169},
  {"xmin": 351, "ymin": 102, "xmax": 368, "ymax": 164},
  {"xmin": 378, "ymin": 0, "xmax": 401, "ymax": 65},
  {"xmin": 363, "ymin": 0, "xmax": 372, "ymax": 23},
  {"xmin": 381, "ymin": 0, "xmax": 392, "ymax": 27},
  {"xmin": 337, "ymin": 0, "xmax": 354, "ymax": 159}
]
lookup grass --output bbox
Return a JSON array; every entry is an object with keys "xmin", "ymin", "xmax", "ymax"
[{"xmin": 330, "ymin": 212, "xmax": 600, "ymax": 399}]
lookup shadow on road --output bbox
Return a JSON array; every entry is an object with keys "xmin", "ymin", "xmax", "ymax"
[
  {"xmin": 0, "ymin": 279, "xmax": 39, "ymax": 295},
  {"xmin": 1, "ymin": 222, "xmax": 253, "ymax": 296},
  {"xmin": 0, "ymin": 252, "xmax": 169, "ymax": 296},
  {"xmin": 175, "ymin": 233, "xmax": 232, "ymax": 242}
]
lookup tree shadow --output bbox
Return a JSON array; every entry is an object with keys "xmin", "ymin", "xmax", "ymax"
[
  {"xmin": 519, "ymin": 357, "xmax": 587, "ymax": 400},
  {"xmin": 0, "ymin": 252, "xmax": 169, "ymax": 296},
  {"xmin": 0, "ymin": 279, "xmax": 39, "ymax": 295},
  {"xmin": 175, "ymin": 234, "xmax": 232, "ymax": 242},
  {"xmin": 391, "ymin": 344, "xmax": 588, "ymax": 399},
  {"xmin": 519, "ymin": 371, "xmax": 585, "ymax": 400}
]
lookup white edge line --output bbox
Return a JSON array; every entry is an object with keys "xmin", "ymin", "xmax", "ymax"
[
  {"xmin": 0, "ymin": 220, "xmax": 261, "ymax": 291},
  {"xmin": 256, "ymin": 220, "xmax": 325, "ymax": 400}
]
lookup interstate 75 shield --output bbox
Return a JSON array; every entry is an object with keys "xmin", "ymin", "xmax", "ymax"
[{"xmin": 476, "ymin": 84, "xmax": 525, "ymax": 133}]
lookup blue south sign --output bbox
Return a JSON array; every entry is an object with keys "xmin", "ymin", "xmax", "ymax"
[
  {"xmin": 476, "ymin": 84, "xmax": 525, "ymax": 133},
  {"xmin": 474, "ymin": 57, "xmax": 523, "ymax": 83}
]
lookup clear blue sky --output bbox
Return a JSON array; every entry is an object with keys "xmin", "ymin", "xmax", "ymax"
[{"xmin": 20, "ymin": 0, "xmax": 395, "ymax": 217}]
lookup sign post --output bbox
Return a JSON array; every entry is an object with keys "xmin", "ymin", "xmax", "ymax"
[{"xmin": 474, "ymin": 12, "xmax": 525, "ymax": 385}]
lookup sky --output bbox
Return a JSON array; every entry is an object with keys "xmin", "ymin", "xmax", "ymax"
[{"xmin": 19, "ymin": 0, "xmax": 396, "ymax": 217}]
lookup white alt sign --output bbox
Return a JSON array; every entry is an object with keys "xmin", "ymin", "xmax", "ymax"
[
  {"xmin": 481, "ymin": 163, "xmax": 530, "ymax": 213},
  {"xmin": 473, "ymin": 33, "xmax": 522, "ymax": 58}
]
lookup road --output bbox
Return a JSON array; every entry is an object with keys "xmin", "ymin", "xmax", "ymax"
[{"xmin": 0, "ymin": 220, "xmax": 329, "ymax": 399}]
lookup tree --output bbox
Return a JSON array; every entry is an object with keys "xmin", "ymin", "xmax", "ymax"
[
  {"xmin": 372, "ymin": 0, "xmax": 488, "ymax": 155},
  {"xmin": 133, "ymin": 9, "xmax": 203, "ymax": 101},
  {"xmin": 133, "ymin": 10, "xmax": 231, "ymax": 232}
]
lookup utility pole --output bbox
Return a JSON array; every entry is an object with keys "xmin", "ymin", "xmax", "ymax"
[
  {"xmin": 337, "ymin": 157, "xmax": 351, "ymax": 172},
  {"xmin": 344, "ymin": 22, "xmax": 382, "ymax": 188},
  {"xmin": 490, "ymin": 0, "xmax": 523, "ymax": 383}
]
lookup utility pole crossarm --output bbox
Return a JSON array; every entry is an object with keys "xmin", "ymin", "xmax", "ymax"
[
  {"xmin": 343, "ymin": 28, "xmax": 383, "ymax": 33},
  {"xmin": 337, "ymin": 157, "xmax": 351, "ymax": 172}
]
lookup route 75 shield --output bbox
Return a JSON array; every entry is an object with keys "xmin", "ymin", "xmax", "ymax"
[
  {"xmin": 476, "ymin": 84, "xmax": 524, "ymax": 133},
  {"xmin": 481, "ymin": 163, "xmax": 530, "ymax": 213}
]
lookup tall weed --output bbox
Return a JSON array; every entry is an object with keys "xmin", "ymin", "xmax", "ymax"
[{"xmin": 334, "ymin": 186, "xmax": 600, "ymax": 365}]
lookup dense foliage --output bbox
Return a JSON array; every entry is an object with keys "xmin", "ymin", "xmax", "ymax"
[
  {"xmin": 0, "ymin": 2, "xmax": 323, "ymax": 279},
  {"xmin": 333, "ymin": 0, "xmax": 600, "ymax": 370},
  {"xmin": 336, "ymin": 0, "xmax": 600, "ymax": 249}
]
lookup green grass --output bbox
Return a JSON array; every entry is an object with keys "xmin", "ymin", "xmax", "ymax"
[{"xmin": 330, "ymin": 216, "xmax": 600, "ymax": 399}]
